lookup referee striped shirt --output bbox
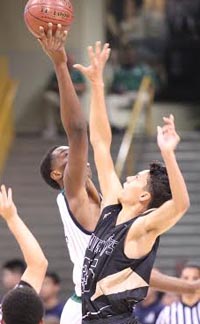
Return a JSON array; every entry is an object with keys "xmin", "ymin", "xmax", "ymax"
[{"xmin": 156, "ymin": 300, "xmax": 200, "ymax": 324}]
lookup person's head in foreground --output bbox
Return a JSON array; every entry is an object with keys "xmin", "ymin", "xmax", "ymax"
[{"xmin": 1, "ymin": 286, "xmax": 44, "ymax": 324}]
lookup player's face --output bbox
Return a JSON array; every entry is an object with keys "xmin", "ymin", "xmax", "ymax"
[
  {"xmin": 121, "ymin": 170, "xmax": 150, "ymax": 204},
  {"xmin": 181, "ymin": 267, "xmax": 200, "ymax": 282},
  {"xmin": 52, "ymin": 146, "xmax": 69, "ymax": 172},
  {"xmin": 52, "ymin": 146, "xmax": 92, "ymax": 178}
]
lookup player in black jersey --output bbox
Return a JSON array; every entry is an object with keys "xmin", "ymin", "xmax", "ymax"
[
  {"xmin": 75, "ymin": 43, "xmax": 190, "ymax": 323},
  {"xmin": 0, "ymin": 185, "xmax": 48, "ymax": 324}
]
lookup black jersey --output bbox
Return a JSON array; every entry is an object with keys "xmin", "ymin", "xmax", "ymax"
[{"xmin": 81, "ymin": 204, "xmax": 159, "ymax": 324}]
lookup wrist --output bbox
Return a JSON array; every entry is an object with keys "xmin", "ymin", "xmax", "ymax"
[
  {"xmin": 161, "ymin": 150, "xmax": 175, "ymax": 160},
  {"xmin": 53, "ymin": 60, "xmax": 67, "ymax": 69},
  {"xmin": 91, "ymin": 81, "xmax": 104, "ymax": 87},
  {"xmin": 6, "ymin": 212, "xmax": 20, "ymax": 225}
]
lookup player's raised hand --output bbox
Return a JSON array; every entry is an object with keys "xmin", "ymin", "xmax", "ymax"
[
  {"xmin": 157, "ymin": 115, "xmax": 180, "ymax": 153},
  {"xmin": 74, "ymin": 41, "xmax": 111, "ymax": 83},
  {"xmin": 0, "ymin": 185, "xmax": 17, "ymax": 222},
  {"xmin": 38, "ymin": 23, "xmax": 67, "ymax": 64}
]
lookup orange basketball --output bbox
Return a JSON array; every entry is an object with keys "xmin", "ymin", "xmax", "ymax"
[{"xmin": 24, "ymin": 0, "xmax": 74, "ymax": 37}]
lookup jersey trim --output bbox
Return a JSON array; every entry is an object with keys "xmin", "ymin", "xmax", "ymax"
[
  {"xmin": 71, "ymin": 293, "xmax": 82, "ymax": 303},
  {"xmin": 61, "ymin": 191, "xmax": 92, "ymax": 236}
]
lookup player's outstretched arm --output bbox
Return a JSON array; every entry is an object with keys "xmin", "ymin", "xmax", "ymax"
[
  {"xmin": 143, "ymin": 115, "xmax": 190, "ymax": 235},
  {"xmin": 75, "ymin": 42, "xmax": 122, "ymax": 206},
  {"xmin": 150, "ymin": 268, "xmax": 200, "ymax": 294},
  {"xmin": 38, "ymin": 23, "xmax": 88, "ymax": 200},
  {"xmin": 0, "ymin": 185, "xmax": 48, "ymax": 293},
  {"xmin": 123, "ymin": 115, "xmax": 190, "ymax": 259}
]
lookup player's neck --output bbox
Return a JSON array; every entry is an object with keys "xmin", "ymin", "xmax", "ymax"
[
  {"xmin": 181, "ymin": 294, "xmax": 199, "ymax": 306},
  {"xmin": 116, "ymin": 203, "xmax": 145, "ymax": 225}
]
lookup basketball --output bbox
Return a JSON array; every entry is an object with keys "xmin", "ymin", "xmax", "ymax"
[{"xmin": 24, "ymin": 0, "xmax": 74, "ymax": 37}]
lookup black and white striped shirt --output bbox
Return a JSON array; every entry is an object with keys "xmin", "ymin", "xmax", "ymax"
[{"xmin": 156, "ymin": 300, "xmax": 200, "ymax": 324}]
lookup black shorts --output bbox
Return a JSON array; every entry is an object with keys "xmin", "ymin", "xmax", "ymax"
[{"xmin": 82, "ymin": 314, "xmax": 140, "ymax": 324}]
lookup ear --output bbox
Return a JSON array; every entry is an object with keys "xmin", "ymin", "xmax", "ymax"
[
  {"xmin": 50, "ymin": 170, "xmax": 63, "ymax": 181},
  {"xmin": 139, "ymin": 191, "xmax": 151, "ymax": 203}
]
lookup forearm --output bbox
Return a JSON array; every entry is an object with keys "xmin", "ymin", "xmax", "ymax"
[
  {"xmin": 54, "ymin": 62, "xmax": 87, "ymax": 136},
  {"xmin": 162, "ymin": 151, "xmax": 190, "ymax": 212},
  {"xmin": 150, "ymin": 270, "xmax": 197, "ymax": 294},
  {"xmin": 90, "ymin": 82, "xmax": 112, "ymax": 146},
  {"xmin": 7, "ymin": 214, "xmax": 47, "ymax": 271}
]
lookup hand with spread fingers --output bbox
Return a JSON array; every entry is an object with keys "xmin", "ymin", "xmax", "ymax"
[
  {"xmin": 157, "ymin": 114, "xmax": 180, "ymax": 153},
  {"xmin": 0, "ymin": 185, "xmax": 17, "ymax": 222},
  {"xmin": 38, "ymin": 22, "xmax": 67, "ymax": 65},
  {"xmin": 74, "ymin": 41, "xmax": 111, "ymax": 84}
]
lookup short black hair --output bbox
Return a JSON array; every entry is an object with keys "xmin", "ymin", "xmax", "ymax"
[
  {"xmin": 147, "ymin": 161, "xmax": 172, "ymax": 209},
  {"xmin": 46, "ymin": 271, "xmax": 61, "ymax": 285},
  {"xmin": 2, "ymin": 286, "xmax": 44, "ymax": 324},
  {"xmin": 2, "ymin": 259, "xmax": 26, "ymax": 274},
  {"xmin": 40, "ymin": 146, "xmax": 60, "ymax": 190}
]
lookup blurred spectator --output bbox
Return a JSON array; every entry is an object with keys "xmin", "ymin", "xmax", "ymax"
[
  {"xmin": 106, "ymin": 45, "xmax": 160, "ymax": 130},
  {"xmin": 156, "ymin": 261, "xmax": 200, "ymax": 324},
  {"xmin": 106, "ymin": 0, "xmax": 124, "ymax": 47},
  {"xmin": 135, "ymin": 287, "xmax": 164, "ymax": 324},
  {"xmin": 42, "ymin": 53, "xmax": 86, "ymax": 139},
  {"xmin": 40, "ymin": 272, "xmax": 64, "ymax": 322},
  {"xmin": 166, "ymin": 0, "xmax": 200, "ymax": 39},
  {"xmin": 143, "ymin": 0, "xmax": 167, "ymax": 39},
  {"xmin": 1, "ymin": 258, "xmax": 26, "ymax": 292},
  {"xmin": 104, "ymin": 48, "xmax": 120, "ymax": 91},
  {"xmin": 119, "ymin": 0, "xmax": 146, "ymax": 46}
]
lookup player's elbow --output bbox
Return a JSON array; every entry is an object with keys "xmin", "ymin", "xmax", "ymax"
[
  {"xmin": 41, "ymin": 256, "xmax": 48, "ymax": 271},
  {"xmin": 177, "ymin": 196, "xmax": 190, "ymax": 214},
  {"xmin": 43, "ymin": 257, "xmax": 48, "ymax": 272},
  {"xmin": 35, "ymin": 255, "xmax": 48, "ymax": 274},
  {"xmin": 183, "ymin": 197, "xmax": 190, "ymax": 212},
  {"xmin": 172, "ymin": 197, "xmax": 190, "ymax": 220}
]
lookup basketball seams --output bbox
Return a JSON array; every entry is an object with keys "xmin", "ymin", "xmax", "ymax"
[
  {"xmin": 25, "ymin": 3, "xmax": 73, "ymax": 15},
  {"xmin": 26, "ymin": 9, "xmax": 72, "ymax": 26}
]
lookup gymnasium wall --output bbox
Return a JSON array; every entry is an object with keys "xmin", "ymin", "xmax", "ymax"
[{"xmin": 0, "ymin": 0, "xmax": 105, "ymax": 132}]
